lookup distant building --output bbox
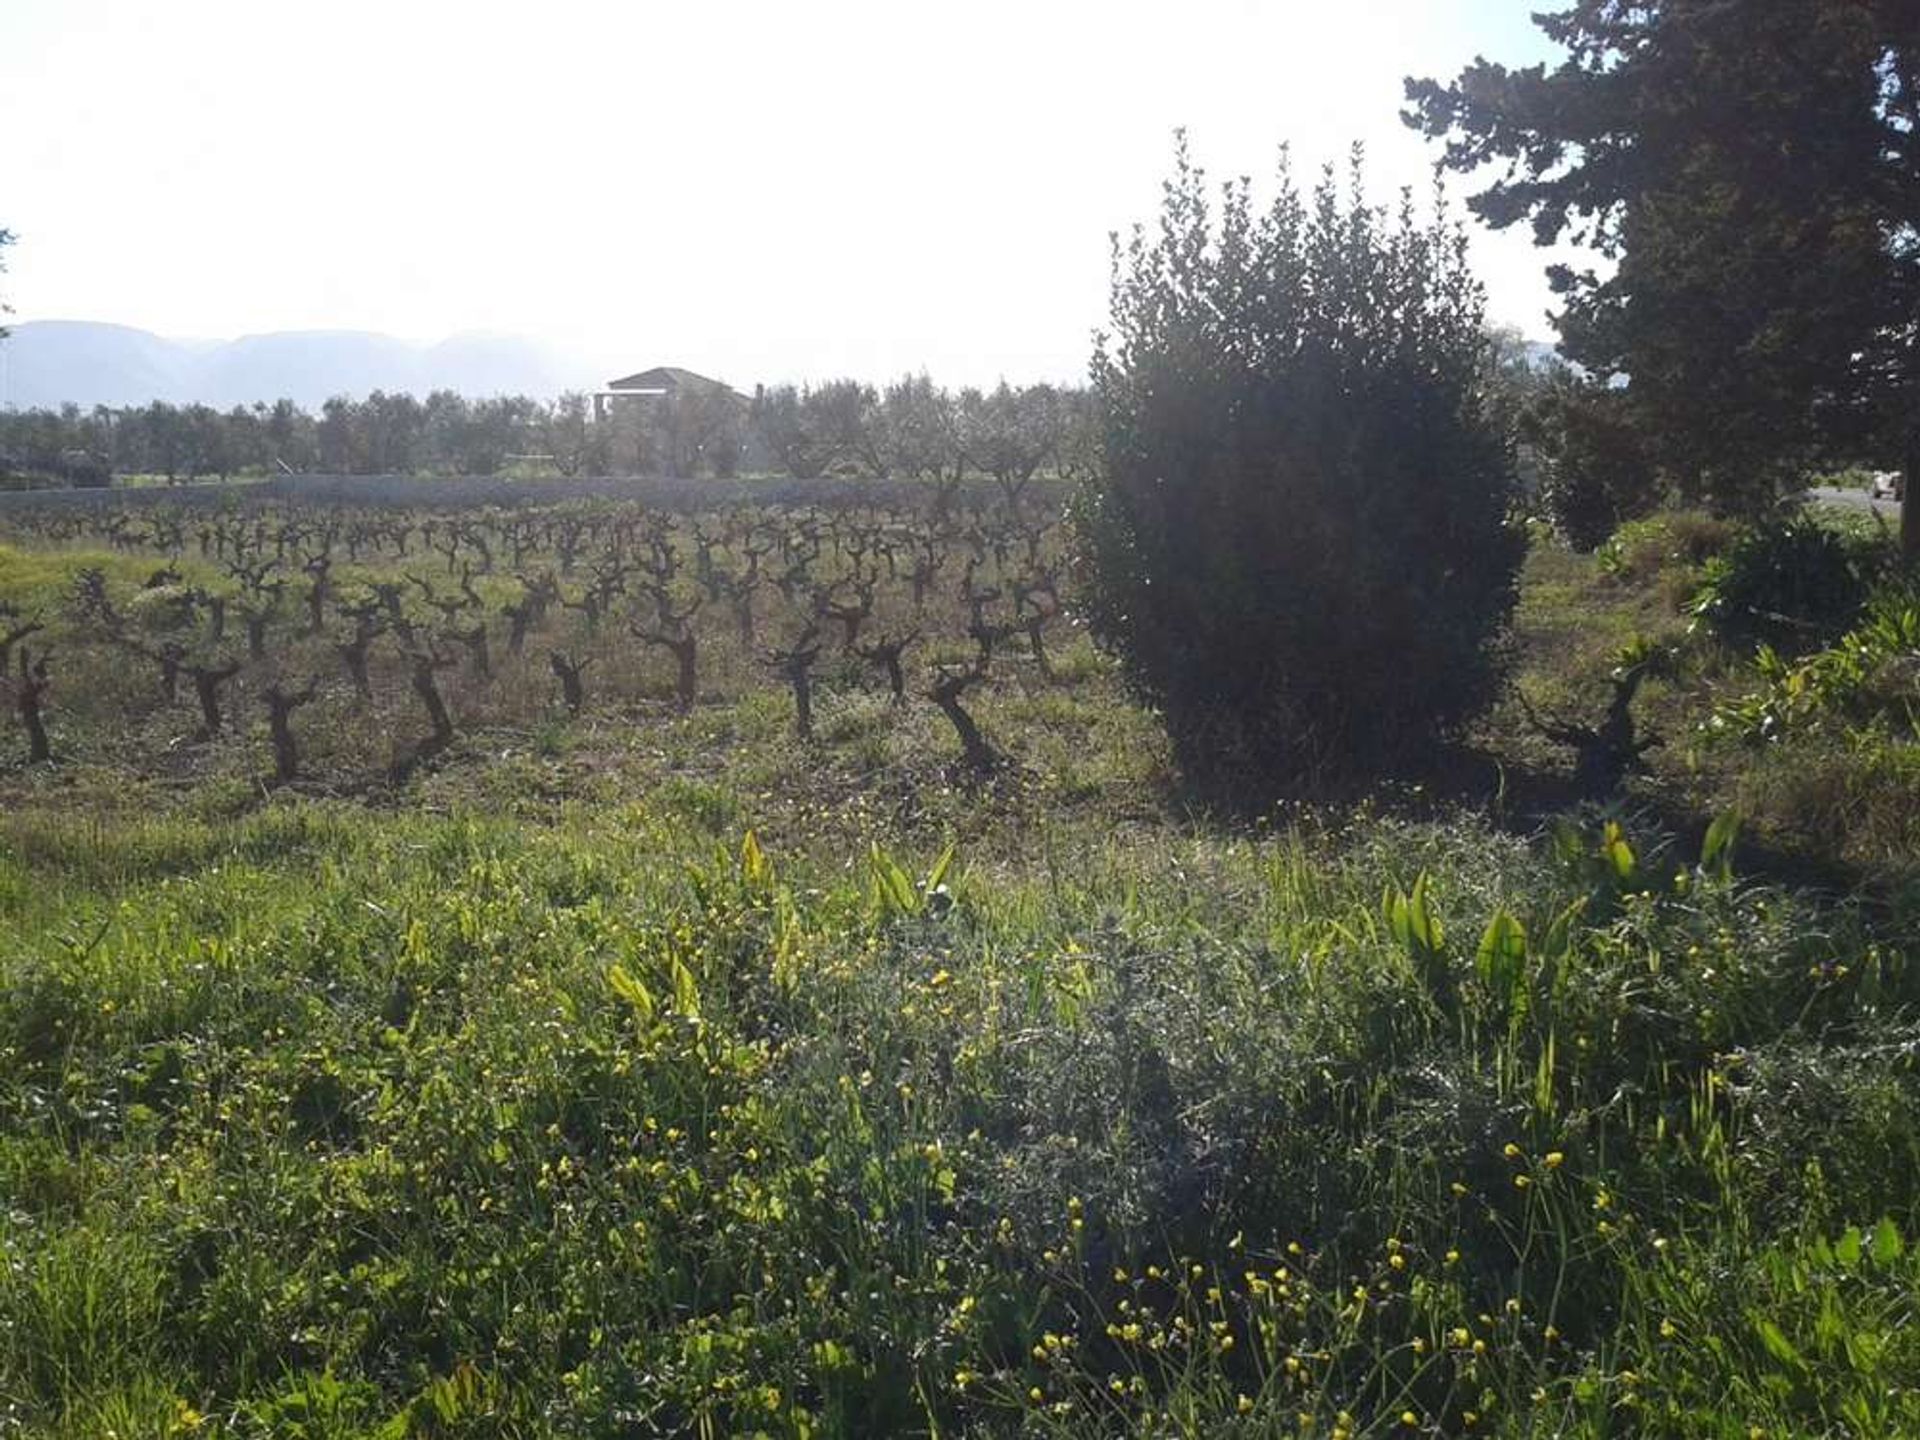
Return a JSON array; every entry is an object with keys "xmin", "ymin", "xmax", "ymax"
[
  {"xmin": 593, "ymin": 365, "xmax": 759, "ymax": 476},
  {"xmin": 593, "ymin": 366, "xmax": 748, "ymax": 422}
]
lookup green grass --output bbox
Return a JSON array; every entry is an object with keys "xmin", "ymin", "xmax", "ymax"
[
  {"xmin": 2, "ymin": 798, "xmax": 1916, "ymax": 1437},
  {"xmin": 1, "ymin": 504, "xmax": 1917, "ymax": 1436},
  {"xmin": 1495, "ymin": 510, "xmax": 1920, "ymax": 877}
]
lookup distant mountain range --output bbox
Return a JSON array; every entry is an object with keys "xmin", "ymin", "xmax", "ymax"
[{"xmin": 0, "ymin": 321, "xmax": 577, "ymax": 410}]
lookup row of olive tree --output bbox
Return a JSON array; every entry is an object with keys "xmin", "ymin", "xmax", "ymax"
[
  {"xmin": 745, "ymin": 379, "xmax": 1099, "ymax": 498},
  {"xmin": 0, "ymin": 378, "xmax": 1099, "ymax": 491},
  {"xmin": 0, "ymin": 393, "xmax": 552, "ymax": 484}
]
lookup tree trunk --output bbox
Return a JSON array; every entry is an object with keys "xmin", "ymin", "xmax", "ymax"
[
  {"xmin": 452, "ymin": 624, "xmax": 490, "ymax": 679},
  {"xmin": 675, "ymin": 639, "xmax": 697, "ymax": 712},
  {"xmin": 410, "ymin": 660, "xmax": 454, "ymax": 742},
  {"xmin": 785, "ymin": 663, "xmax": 815, "ymax": 739},
  {"xmin": 1025, "ymin": 617, "xmax": 1053, "ymax": 680},
  {"xmin": 264, "ymin": 683, "xmax": 317, "ymax": 783},
  {"xmin": 338, "ymin": 636, "xmax": 375, "ymax": 700},
  {"xmin": 15, "ymin": 653, "xmax": 52, "ymax": 762},
  {"xmin": 158, "ymin": 646, "xmax": 182, "ymax": 703},
  {"xmin": 933, "ymin": 685, "xmax": 995, "ymax": 771},
  {"xmin": 505, "ymin": 604, "xmax": 532, "ymax": 654},
  {"xmin": 189, "ymin": 663, "xmax": 240, "ymax": 737},
  {"xmin": 549, "ymin": 652, "xmax": 588, "ymax": 715},
  {"xmin": 0, "ymin": 622, "xmax": 45, "ymax": 676},
  {"xmin": 305, "ymin": 572, "xmax": 330, "ymax": 634},
  {"xmin": 22, "ymin": 699, "xmax": 50, "ymax": 762}
]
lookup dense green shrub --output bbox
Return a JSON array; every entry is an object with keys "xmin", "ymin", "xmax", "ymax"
[
  {"xmin": 1690, "ymin": 516, "xmax": 1890, "ymax": 652},
  {"xmin": 1080, "ymin": 141, "xmax": 1524, "ymax": 788},
  {"xmin": 1589, "ymin": 509, "xmax": 1738, "ymax": 617},
  {"xmin": 1527, "ymin": 374, "xmax": 1665, "ymax": 551},
  {"xmin": 1712, "ymin": 577, "xmax": 1920, "ymax": 744}
]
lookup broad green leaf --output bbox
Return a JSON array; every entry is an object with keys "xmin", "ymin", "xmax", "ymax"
[
  {"xmin": 1388, "ymin": 873, "xmax": 1443, "ymax": 956},
  {"xmin": 1476, "ymin": 910, "xmax": 1527, "ymax": 988},
  {"xmin": 1550, "ymin": 818, "xmax": 1587, "ymax": 866},
  {"xmin": 740, "ymin": 829, "xmax": 770, "ymax": 887},
  {"xmin": 1541, "ymin": 897, "xmax": 1587, "ymax": 958},
  {"xmin": 670, "ymin": 957, "xmax": 701, "ymax": 1021},
  {"xmin": 1409, "ymin": 873, "xmax": 1443, "ymax": 952},
  {"xmin": 1385, "ymin": 885, "xmax": 1409, "ymax": 946},
  {"xmin": 1754, "ymin": 1317, "xmax": 1804, "ymax": 1370},
  {"xmin": 923, "ymin": 841, "xmax": 957, "ymax": 896},
  {"xmin": 607, "ymin": 964, "xmax": 655, "ymax": 1025},
  {"xmin": 1699, "ymin": 811, "xmax": 1740, "ymax": 882},
  {"xmin": 1871, "ymin": 1217, "xmax": 1904, "ymax": 1265},
  {"xmin": 870, "ymin": 843, "xmax": 917, "ymax": 916},
  {"xmin": 1533, "ymin": 1029, "xmax": 1557, "ymax": 1115},
  {"xmin": 1835, "ymin": 1225, "xmax": 1863, "ymax": 1267},
  {"xmin": 1602, "ymin": 822, "xmax": 1636, "ymax": 880}
]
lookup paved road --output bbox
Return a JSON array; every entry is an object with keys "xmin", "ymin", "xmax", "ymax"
[{"xmin": 1809, "ymin": 485, "xmax": 1902, "ymax": 518}]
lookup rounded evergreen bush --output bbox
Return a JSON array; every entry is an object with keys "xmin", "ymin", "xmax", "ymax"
[
  {"xmin": 1079, "ymin": 141, "xmax": 1525, "ymax": 790},
  {"xmin": 1690, "ymin": 517, "xmax": 1889, "ymax": 652},
  {"xmin": 1528, "ymin": 373, "xmax": 1664, "ymax": 551}
]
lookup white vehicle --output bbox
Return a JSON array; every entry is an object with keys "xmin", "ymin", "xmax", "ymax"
[{"xmin": 1869, "ymin": 470, "xmax": 1905, "ymax": 501}]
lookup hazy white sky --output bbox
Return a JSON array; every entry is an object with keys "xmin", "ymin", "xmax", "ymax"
[{"xmin": 1, "ymin": 0, "xmax": 1578, "ymax": 388}]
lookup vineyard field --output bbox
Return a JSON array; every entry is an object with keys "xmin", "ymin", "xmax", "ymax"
[{"xmin": 1, "ymin": 490, "xmax": 1916, "ymax": 1438}]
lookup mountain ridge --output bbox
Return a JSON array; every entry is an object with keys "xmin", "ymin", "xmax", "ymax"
[{"xmin": 0, "ymin": 321, "xmax": 577, "ymax": 409}]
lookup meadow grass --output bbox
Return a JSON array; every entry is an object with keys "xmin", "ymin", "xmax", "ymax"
[
  {"xmin": 1, "ymin": 506, "xmax": 1917, "ymax": 1436},
  {"xmin": 2, "ymin": 795, "xmax": 1916, "ymax": 1437}
]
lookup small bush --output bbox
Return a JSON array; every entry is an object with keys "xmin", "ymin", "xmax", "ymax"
[
  {"xmin": 1527, "ymin": 374, "xmax": 1664, "ymax": 551},
  {"xmin": 1690, "ymin": 516, "xmax": 1890, "ymax": 652},
  {"xmin": 1598, "ymin": 510, "xmax": 1736, "ymax": 584},
  {"xmin": 1080, "ymin": 140, "xmax": 1524, "ymax": 789},
  {"xmin": 1711, "ymin": 578, "xmax": 1920, "ymax": 744}
]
